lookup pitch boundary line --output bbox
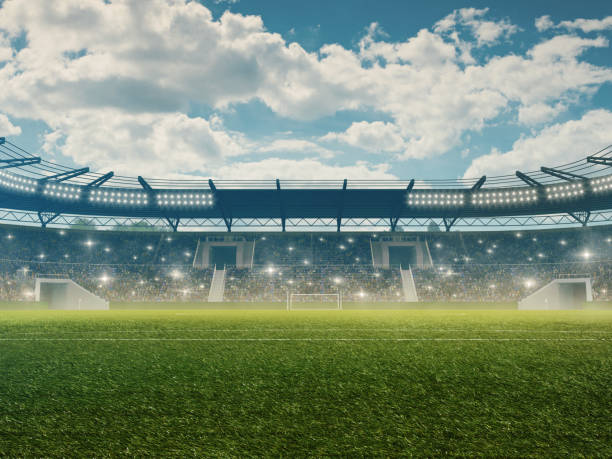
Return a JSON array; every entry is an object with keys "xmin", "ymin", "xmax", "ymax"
[
  {"xmin": 0, "ymin": 337, "xmax": 608, "ymax": 342},
  {"xmin": 2, "ymin": 328, "xmax": 611, "ymax": 336}
]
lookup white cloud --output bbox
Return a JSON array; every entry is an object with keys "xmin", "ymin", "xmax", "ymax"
[
  {"xmin": 0, "ymin": 1, "xmax": 609, "ymax": 177},
  {"xmin": 536, "ymin": 15, "xmax": 612, "ymax": 33},
  {"xmin": 0, "ymin": 113, "xmax": 21, "ymax": 136},
  {"xmin": 321, "ymin": 121, "xmax": 405, "ymax": 153},
  {"xmin": 256, "ymin": 139, "xmax": 336, "ymax": 159},
  {"xmin": 464, "ymin": 109, "xmax": 612, "ymax": 178},
  {"xmin": 434, "ymin": 7, "xmax": 518, "ymax": 47},
  {"xmin": 517, "ymin": 102, "xmax": 565, "ymax": 125},
  {"xmin": 42, "ymin": 110, "xmax": 244, "ymax": 178},
  {"xmin": 535, "ymin": 15, "xmax": 554, "ymax": 32},
  {"xmin": 214, "ymin": 158, "xmax": 396, "ymax": 180}
]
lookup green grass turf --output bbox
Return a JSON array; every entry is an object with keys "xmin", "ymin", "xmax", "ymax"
[{"xmin": 0, "ymin": 309, "xmax": 610, "ymax": 457}]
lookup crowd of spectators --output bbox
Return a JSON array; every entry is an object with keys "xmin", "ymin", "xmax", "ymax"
[
  {"xmin": 225, "ymin": 265, "xmax": 401, "ymax": 302},
  {"xmin": 1, "ymin": 223, "xmax": 612, "ymax": 303}
]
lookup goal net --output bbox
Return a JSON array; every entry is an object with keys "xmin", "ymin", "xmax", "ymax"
[{"xmin": 288, "ymin": 293, "xmax": 342, "ymax": 311}]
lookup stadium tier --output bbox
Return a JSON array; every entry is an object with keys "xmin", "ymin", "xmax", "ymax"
[{"xmin": 1, "ymin": 224, "xmax": 612, "ymax": 304}]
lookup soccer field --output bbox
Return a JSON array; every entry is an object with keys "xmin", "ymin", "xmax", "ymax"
[{"xmin": 0, "ymin": 309, "xmax": 610, "ymax": 457}]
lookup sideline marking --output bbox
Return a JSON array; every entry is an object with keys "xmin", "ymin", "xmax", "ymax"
[
  {"xmin": 2, "ymin": 328, "xmax": 611, "ymax": 335},
  {"xmin": 0, "ymin": 337, "xmax": 607, "ymax": 342}
]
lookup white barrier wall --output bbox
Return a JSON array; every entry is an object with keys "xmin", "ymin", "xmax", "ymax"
[
  {"xmin": 35, "ymin": 278, "xmax": 109, "ymax": 310},
  {"xmin": 518, "ymin": 278, "xmax": 592, "ymax": 310}
]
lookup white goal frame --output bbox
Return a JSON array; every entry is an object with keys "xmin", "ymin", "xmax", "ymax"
[{"xmin": 287, "ymin": 293, "xmax": 342, "ymax": 311}]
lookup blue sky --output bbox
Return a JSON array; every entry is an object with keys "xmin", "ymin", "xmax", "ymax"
[{"xmin": 0, "ymin": 0, "xmax": 610, "ymax": 182}]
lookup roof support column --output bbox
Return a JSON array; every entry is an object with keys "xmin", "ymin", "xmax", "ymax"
[
  {"xmin": 165, "ymin": 217, "xmax": 180, "ymax": 232},
  {"xmin": 38, "ymin": 211, "xmax": 61, "ymax": 228},
  {"xmin": 568, "ymin": 211, "xmax": 591, "ymax": 227},
  {"xmin": 336, "ymin": 179, "xmax": 347, "ymax": 232},
  {"xmin": 277, "ymin": 179, "xmax": 286, "ymax": 232},
  {"xmin": 443, "ymin": 217, "xmax": 458, "ymax": 232}
]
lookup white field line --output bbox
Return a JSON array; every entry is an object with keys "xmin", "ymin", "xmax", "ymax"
[
  {"xmin": 1, "ymin": 328, "xmax": 611, "ymax": 336},
  {"xmin": 0, "ymin": 337, "xmax": 608, "ymax": 342}
]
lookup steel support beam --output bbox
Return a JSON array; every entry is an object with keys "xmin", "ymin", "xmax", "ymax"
[
  {"xmin": 87, "ymin": 171, "xmax": 114, "ymax": 187},
  {"xmin": 336, "ymin": 178, "xmax": 347, "ymax": 232},
  {"xmin": 165, "ymin": 217, "xmax": 180, "ymax": 232},
  {"xmin": 390, "ymin": 179, "xmax": 415, "ymax": 231},
  {"xmin": 568, "ymin": 211, "xmax": 591, "ymax": 227},
  {"xmin": 471, "ymin": 175, "xmax": 486, "ymax": 191},
  {"xmin": 586, "ymin": 156, "xmax": 612, "ymax": 166},
  {"xmin": 0, "ymin": 157, "xmax": 41, "ymax": 170},
  {"xmin": 443, "ymin": 216, "xmax": 458, "ymax": 232},
  {"xmin": 37, "ymin": 211, "xmax": 61, "ymax": 228},
  {"xmin": 0, "ymin": 137, "xmax": 4, "ymax": 144},
  {"xmin": 39, "ymin": 167, "xmax": 89, "ymax": 183},
  {"xmin": 515, "ymin": 171, "xmax": 542, "ymax": 187},
  {"xmin": 137, "ymin": 175, "xmax": 153, "ymax": 192},
  {"xmin": 540, "ymin": 167, "xmax": 585, "ymax": 182},
  {"xmin": 209, "ymin": 179, "xmax": 232, "ymax": 232},
  {"xmin": 277, "ymin": 178, "xmax": 286, "ymax": 232}
]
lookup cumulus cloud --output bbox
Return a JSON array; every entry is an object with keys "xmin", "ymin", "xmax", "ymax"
[
  {"xmin": 0, "ymin": 1, "xmax": 610, "ymax": 178},
  {"xmin": 517, "ymin": 102, "xmax": 566, "ymax": 125},
  {"xmin": 214, "ymin": 158, "xmax": 396, "ymax": 180},
  {"xmin": 0, "ymin": 113, "xmax": 21, "ymax": 136},
  {"xmin": 434, "ymin": 7, "xmax": 518, "ymax": 47},
  {"xmin": 255, "ymin": 139, "xmax": 336, "ymax": 159},
  {"xmin": 321, "ymin": 121, "xmax": 405, "ymax": 153},
  {"xmin": 536, "ymin": 15, "xmax": 612, "ymax": 33},
  {"xmin": 464, "ymin": 109, "xmax": 612, "ymax": 178},
  {"xmin": 42, "ymin": 110, "xmax": 244, "ymax": 177}
]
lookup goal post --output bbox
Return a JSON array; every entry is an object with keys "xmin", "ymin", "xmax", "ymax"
[{"xmin": 287, "ymin": 293, "xmax": 342, "ymax": 311}]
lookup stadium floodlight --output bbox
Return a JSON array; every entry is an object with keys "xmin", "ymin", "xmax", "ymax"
[
  {"xmin": 85, "ymin": 240, "xmax": 94, "ymax": 247},
  {"xmin": 6, "ymin": 234, "xmax": 13, "ymax": 239},
  {"xmin": 170, "ymin": 269, "xmax": 182, "ymax": 279},
  {"xmin": 333, "ymin": 277, "xmax": 342, "ymax": 284},
  {"xmin": 266, "ymin": 266, "xmax": 276, "ymax": 274},
  {"xmin": 100, "ymin": 274, "xmax": 110, "ymax": 283},
  {"xmin": 582, "ymin": 251, "xmax": 592, "ymax": 260},
  {"xmin": 303, "ymin": 259, "xmax": 309, "ymax": 265},
  {"xmin": 560, "ymin": 240, "xmax": 567, "ymax": 246}
]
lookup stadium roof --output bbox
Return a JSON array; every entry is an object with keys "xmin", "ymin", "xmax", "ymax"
[{"xmin": 1, "ymin": 138, "xmax": 612, "ymax": 232}]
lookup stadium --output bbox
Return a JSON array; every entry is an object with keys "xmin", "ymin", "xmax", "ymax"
[
  {"xmin": 1, "ymin": 1, "xmax": 611, "ymax": 457},
  {"xmin": 1, "ymin": 137, "xmax": 611, "ymax": 456}
]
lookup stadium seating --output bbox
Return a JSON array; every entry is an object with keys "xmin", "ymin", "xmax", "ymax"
[{"xmin": 1, "ymin": 224, "xmax": 612, "ymax": 303}]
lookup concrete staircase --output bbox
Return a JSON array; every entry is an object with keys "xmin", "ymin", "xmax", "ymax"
[
  {"xmin": 400, "ymin": 266, "xmax": 419, "ymax": 302},
  {"xmin": 208, "ymin": 265, "xmax": 226, "ymax": 302}
]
